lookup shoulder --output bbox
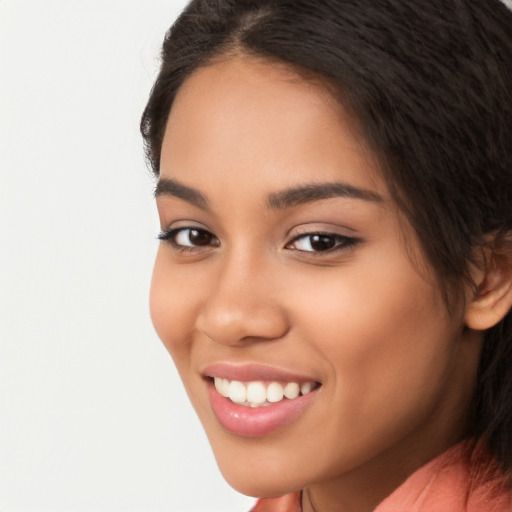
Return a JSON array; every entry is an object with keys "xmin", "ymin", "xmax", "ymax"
[
  {"xmin": 376, "ymin": 438, "xmax": 512, "ymax": 512},
  {"xmin": 250, "ymin": 491, "xmax": 301, "ymax": 512}
]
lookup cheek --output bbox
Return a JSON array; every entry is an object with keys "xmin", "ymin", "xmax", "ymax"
[
  {"xmin": 149, "ymin": 250, "xmax": 198, "ymax": 363},
  {"xmin": 288, "ymin": 254, "xmax": 455, "ymax": 422}
]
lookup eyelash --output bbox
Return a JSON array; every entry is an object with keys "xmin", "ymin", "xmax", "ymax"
[
  {"xmin": 158, "ymin": 227, "xmax": 359, "ymax": 255},
  {"xmin": 157, "ymin": 227, "xmax": 220, "ymax": 253},
  {"xmin": 285, "ymin": 232, "xmax": 359, "ymax": 254}
]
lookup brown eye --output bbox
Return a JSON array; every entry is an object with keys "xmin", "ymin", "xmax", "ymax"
[
  {"xmin": 187, "ymin": 229, "xmax": 213, "ymax": 246},
  {"xmin": 167, "ymin": 228, "xmax": 219, "ymax": 248},
  {"xmin": 286, "ymin": 233, "xmax": 358, "ymax": 253},
  {"xmin": 308, "ymin": 235, "xmax": 336, "ymax": 251}
]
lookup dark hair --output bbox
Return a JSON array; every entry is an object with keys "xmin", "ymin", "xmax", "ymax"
[{"xmin": 141, "ymin": 0, "xmax": 512, "ymax": 472}]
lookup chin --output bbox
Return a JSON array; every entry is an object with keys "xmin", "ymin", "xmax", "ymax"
[
  {"xmin": 210, "ymin": 440, "xmax": 303, "ymax": 498},
  {"xmin": 220, "ymin": 467, "xmax": 299, "ymax": 499}
]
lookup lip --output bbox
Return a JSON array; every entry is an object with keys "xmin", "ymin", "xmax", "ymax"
[
  {"xmin": 203, "ymin": 363, "xmax": 321, "ymax": 437},
  {"xmin": 202, "ymin": 362, "xmax": 318, "ymax": 384}
]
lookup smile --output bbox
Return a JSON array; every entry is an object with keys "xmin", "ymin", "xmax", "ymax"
[
  {"xmin": 203, "ymin": 365, "xmax": 322, "ymax": 436},
  {"xmin": 214, "ymin": 377, "xmax": 318, "ymax": 407}
]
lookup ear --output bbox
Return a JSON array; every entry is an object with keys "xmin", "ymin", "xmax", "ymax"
[{"xmin": 465, "ymin": 241, "xmax": 512, "ymax": 331}]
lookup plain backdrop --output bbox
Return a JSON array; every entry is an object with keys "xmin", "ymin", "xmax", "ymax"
[{"xmin": 0, "ymin": 1, "xmax": 254, "ymax": 511}]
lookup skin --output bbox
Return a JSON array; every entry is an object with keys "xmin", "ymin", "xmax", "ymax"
[{"xmin": 151, "ymin": 56, "xmax": 484, "ymax": 512}]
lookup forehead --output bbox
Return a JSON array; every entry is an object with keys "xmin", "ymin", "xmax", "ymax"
[{"xmin": 160, "ymin": 56, "xmax": 386, "ymax": 200}]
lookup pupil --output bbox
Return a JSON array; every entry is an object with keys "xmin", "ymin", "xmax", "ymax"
[
  {"xmin": 311, "ymin": 235, "xmax": 335, "ymax": 251},
  {"xmin": 190, "ymin": 229, "xmax": 211, "ymax": 246}
]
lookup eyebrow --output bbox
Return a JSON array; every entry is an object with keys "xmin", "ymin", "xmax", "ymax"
[
  {"xmin": 154, "ymin": 178, "xmax": 209, "ymax": 210},
  {"xmin": 266, "ymin": 182, "xmax": 384, "ymax": 209},
  {"xmin": 154, "ymin": 178, "xmax": 383, "ymax": 210}
]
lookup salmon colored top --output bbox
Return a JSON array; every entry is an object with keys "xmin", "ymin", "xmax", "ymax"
[{"xmin": 250, "ymin": 439, "xmax": 512, "ymax": 512}]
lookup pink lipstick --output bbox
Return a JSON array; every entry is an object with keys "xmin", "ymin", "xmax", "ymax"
[{"xmin": 203, "ymin": 364, "xmax": 321, "ymax": 437}]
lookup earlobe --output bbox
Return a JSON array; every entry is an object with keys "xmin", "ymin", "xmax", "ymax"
[{"xmin": 465, "ymin": 248, "xmax": 512, "ymax": 331}]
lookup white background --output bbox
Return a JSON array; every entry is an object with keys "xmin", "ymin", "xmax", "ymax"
[{"xmin": 0, "ymin": 2, "xmax": 253, "ymax": 511}]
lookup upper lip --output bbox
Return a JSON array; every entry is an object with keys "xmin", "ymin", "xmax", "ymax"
[{"xmin": 201, "ymin": 362, "xmax": 320, "ymax": 383}]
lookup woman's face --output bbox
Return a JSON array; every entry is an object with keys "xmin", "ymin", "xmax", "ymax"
[{"xmin": 151, "ymin": 57, "xmax": 480, "ymax": 501}]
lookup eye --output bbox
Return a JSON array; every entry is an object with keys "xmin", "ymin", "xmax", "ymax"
[
  {"xmin": 286, "ymin": 233, "xmax": 357, "ymax": 253},
  {"xmin": 158, "ymin": 227, "xmax": 219, "ymax": 249}
]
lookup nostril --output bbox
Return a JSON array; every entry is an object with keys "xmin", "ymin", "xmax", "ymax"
[{"xmin": 196, "ymin": 303, "xmax": 290, "ymax": 347}]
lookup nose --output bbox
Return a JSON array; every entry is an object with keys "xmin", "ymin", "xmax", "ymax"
[{"xmin": 195, "ymin": 253, "xmax": 290, "ymax": 346}]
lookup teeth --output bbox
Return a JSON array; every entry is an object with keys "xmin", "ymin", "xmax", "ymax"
[
  {"xmin": 213, "ymin": 378, "xmax": 317, "ymax": 407},
  {"xmin": 284, "ymin": 382, "xmax": 300, "ymax": 399},
  {"xmin": 301, "ymin": 381, "xmax": 313, "ymax": 395},
  {"xmin": 228, "ymin": 380, "xmax": 247, "ymax": 404},
  {"xmin": 246, "ymin": 382, "xmax": 267, "ymax": 404},
  {"xmin": 267, "ymin": 382, "xmax": 284, "ymax": 403},
  {"xmin": 214, "ymin": 377, "xmax": 230, "ymax": 397}
]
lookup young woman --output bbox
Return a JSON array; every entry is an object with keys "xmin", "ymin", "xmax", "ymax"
[{"xmin": 141, "ymin": 1, "xmax": 512, "ymax": 510}]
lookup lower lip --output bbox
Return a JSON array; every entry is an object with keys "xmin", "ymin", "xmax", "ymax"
[{"xmin": 207, "ymin": 380, "xmax": 318, "ymax": 437}]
